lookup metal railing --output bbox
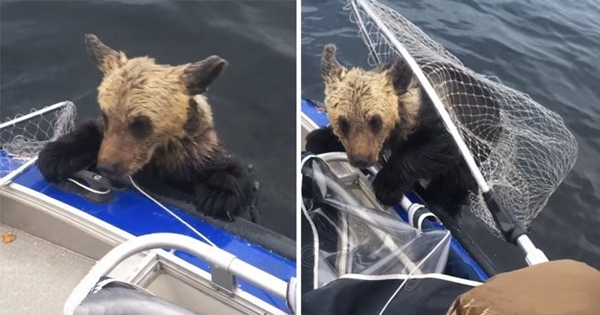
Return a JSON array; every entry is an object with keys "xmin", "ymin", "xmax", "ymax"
[{"xmin": 63, "ymin": 233, "xmax": 289, "ymax": 315}]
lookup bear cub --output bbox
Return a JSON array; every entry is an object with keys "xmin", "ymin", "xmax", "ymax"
[
  {"xmin": 305, "ymin": 44, "xmax": 501, "ymax": 216},
  {"xmin": 37, "ymin": 34, "xmax": 257, "ymax": 222}
]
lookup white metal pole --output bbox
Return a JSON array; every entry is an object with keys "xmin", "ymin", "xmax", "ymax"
[
  {"xmin": 0, "ymin": 101, "xmax": 72, "ymax": 129},
  {"xmin": 0, "ymin": 156, "xmax": 38, "ymax": 186},
  {"xmin": 63, "ymin": 233, "xmax": 289, "ymax": 315},
  {"xmin": 356, "ymin": 0, "xmax": 489, "ymax": 193},
  {"xmin": 353, "ymin": 0, "xmax": 548, "ymax": 265}
]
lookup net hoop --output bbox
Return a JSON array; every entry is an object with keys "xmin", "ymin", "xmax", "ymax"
[{"xmin": 346, "ymin": 0, "xmax": 578, "ymax": 238}]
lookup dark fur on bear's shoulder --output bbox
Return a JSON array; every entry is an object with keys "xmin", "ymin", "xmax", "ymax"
[
  {"xmin": 306, "ymin": 105, "xmax": 476, "ymax": 216},
  {"xmin": 307, "ymin": 46, "xmax": 501, "ymax": 216},
  {"xmin": 305, "ymin": 126, "xmax": 345, "ymax": 154},
  {"xmin": 37, "ymin": 118, "xmax": 257, "ymax": 222}
]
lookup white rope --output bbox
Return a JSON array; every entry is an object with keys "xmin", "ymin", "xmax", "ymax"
[
  {"xmin": 301, "ymin": 154, "xmax": 322, "ymax": 289},
  {"xmin": 378, "ymin": 231, "xmax": 451, "ymax": 315},
  {"xmin": 340, "ymin": 272, "xmax": 481, "ymax": 287},
  {"xmin": 128, "ymin": 175, "xmax": 216, "ymax": 248},
  {"xmin": 67, "ymin": 178, "xmax": 111, "ymax": 195}
]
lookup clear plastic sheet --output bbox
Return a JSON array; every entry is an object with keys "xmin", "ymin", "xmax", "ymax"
[{"xmin": 302, "ymin": 156, "xmax": 451, "ymax": 288}]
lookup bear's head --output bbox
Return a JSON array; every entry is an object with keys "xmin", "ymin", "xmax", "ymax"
[
  {"xmin": 84, "ymin": 34, "xmax": 226, "ymax": 178},
  {"xmin": 320, "ymin": 44, "xmax": 420, "ymax": 168}
]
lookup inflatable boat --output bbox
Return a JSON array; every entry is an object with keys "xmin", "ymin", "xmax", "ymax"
[{"xmin": 0, "ymin": 101, "xmax": 297, "ymax": 315}]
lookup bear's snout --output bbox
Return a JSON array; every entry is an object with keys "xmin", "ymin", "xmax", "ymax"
[
  {"xmin": 349, "ymin": 155, "xmax": 373, "ymax": 168},
  {"xmin": 344, "ymin": 134, "xmax": 380, "ymax": 169},
  {"xmin": 97, "ymin": 134, "xmax": 143, "ymax": 178},
  {"xmin": 347, "ymin": 153, "xmax": 378, "ymax": 168},
  {"xmin": 97, "ymin": 160, "xmax": 126, "ymax": 178},
  {"xmin": 97, "ymin": 146, "xmax": 133, "ymax": 178}
]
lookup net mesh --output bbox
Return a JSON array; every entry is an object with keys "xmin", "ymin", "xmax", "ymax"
[
  {"xmin": 347, "ymin": 0, "xmax": 578, "ymax": 237},
  {"xmin": 1, "ymin": 101, "xmax": 76, "ymax": 179}
]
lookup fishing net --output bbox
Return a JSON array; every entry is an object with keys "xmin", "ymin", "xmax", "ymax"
[
  {"xmin": 347, "ymin": 0, "xmax": 578, "ymax": 237},
  {"xmin": 0, "ymin": 101, "xmax": 76, "ymax": 179}
]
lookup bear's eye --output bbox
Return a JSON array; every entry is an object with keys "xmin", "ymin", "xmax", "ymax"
[
  {"xmin": 369, "ymin": 115, "xmax": 383, "ymax": 133},
  {"xmin": 129, "ymin": 115, "xmax": 153, "ymax": 139},
  {"xmin": 338, "ymin": 117, "xmax": 350, "ymax": 136}
]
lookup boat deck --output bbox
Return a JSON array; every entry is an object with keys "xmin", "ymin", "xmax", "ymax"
[
  {"xmin": 0, "ymin": 224, "xmax": 94, "ymax": 315},
  {"xmin": 0, "ymin": 178, "xmax": 290, "ymax": 315}
]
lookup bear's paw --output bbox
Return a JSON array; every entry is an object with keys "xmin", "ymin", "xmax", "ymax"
[
  {"xmin": 372, "ymin": 170, "xmax": 410, "ymax": 206},
  {"xmin": 37, "ymin": 141, "xmax": 87, "ymax": 182},
  {"xmin": 305, "ymin": 126, "xmax": 345, "ymax": 154},
  {"xmin": 192, "ymin": 168, "xmax": 255, "ymax": 221}
]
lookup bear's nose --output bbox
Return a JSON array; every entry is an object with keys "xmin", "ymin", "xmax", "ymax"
[
  {"xmin": 350, "ymin": 155, "xmax": 370, "ymax": 168},
  {"xmin": 97, "ymin": 162, "xmax": 120, "ymax": 177}
]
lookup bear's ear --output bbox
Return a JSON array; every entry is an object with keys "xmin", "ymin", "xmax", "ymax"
[
  {"xmin": 386, "ymin": 58, "xmax": 414, "ymax": 93},
  {"xmin": 321, "ymin": 44, "xmax": 346, "ymax": 84},
  {"xmin": 182, "ymin": 55, "xmax": 228, "ymax": 95},
  {"xmin": 84, "ymin": 34, "xmax": 127, "ymax": 75}
]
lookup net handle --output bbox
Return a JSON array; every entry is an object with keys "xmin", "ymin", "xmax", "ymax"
[
  {"xmin": 0, "ymin": 156, "xmax": 38, "ymax": 186},
  {"xmin": 0, "ymin": 101, "xmax": 75, "ymax": 185},
  {"xmin": 351, "ymin": 0, "xmax": 547, "ymax": 265},
  {"xmin": 0, "ymin": 101, "xmax": 69, "ymax": 129}
]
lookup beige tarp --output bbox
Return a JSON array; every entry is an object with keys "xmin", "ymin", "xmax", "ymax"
[{"xmin": 446, "ymin": 259, "xmax": 600, "ymax": 315}]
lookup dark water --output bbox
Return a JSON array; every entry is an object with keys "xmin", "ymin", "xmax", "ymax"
[
  {"xmin": 0, "ymin": 0, "xmax": 297, "ymax": 240},
  {"xmin": 302, "ymin": 0, "xmax": 600, "ymax": 270}
]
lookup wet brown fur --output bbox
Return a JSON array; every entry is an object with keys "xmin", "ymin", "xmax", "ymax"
[
  {"xmin": 86, "ymin": 34, "xmax": 224, "ymax": 177},
  {"xmin": 321, "ymin": 44, "xmax": 421, "ymax": 166},
  {"xmin": 306, "ymin": 44, "xmax": 502, "ymax": 214},
  {"xmin": 37, "ymin": 34, "xmax": 257, "ymax": 221}
]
